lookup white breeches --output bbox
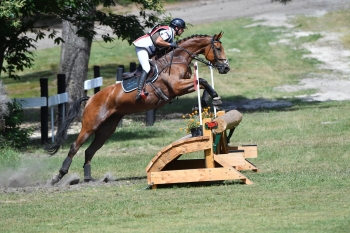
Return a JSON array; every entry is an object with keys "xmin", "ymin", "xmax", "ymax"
[{"xmin": 135, "ymin": 47, "xmax": 150, "ymax": 73}]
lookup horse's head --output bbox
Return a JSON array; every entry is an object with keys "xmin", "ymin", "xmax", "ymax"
[{"xmin": 204, "ymin": 32, "xmax": 230, "ymax": 74}]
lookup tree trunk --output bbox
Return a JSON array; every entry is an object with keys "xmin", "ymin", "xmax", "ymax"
[
  {"xmin": 60, "ymin": 20, "xmax": 92, "ymax": 118},
  {"xmin": 0, "ymin": 41, "xmax": 6, "ymax": 78}
]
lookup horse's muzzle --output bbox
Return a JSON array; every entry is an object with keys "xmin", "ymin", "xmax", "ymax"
[{"xmin": 217, "ymin": 63, "xmax": 230, "ymax": 74}]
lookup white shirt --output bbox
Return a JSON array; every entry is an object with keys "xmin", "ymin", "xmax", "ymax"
[{"xmin": 133, "ymin": 26, "xmax": 174, "ymax": 55}]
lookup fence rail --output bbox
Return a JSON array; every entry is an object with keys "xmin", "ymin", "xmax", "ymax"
[{"xmin": 12, "ymin": 64, "xmax": 156, "ymax": 144}]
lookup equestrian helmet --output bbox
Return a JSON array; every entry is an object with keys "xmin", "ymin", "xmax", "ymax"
[{"xmin": 169, "ymin": 18, "xmax": 187, "ymax": 29}]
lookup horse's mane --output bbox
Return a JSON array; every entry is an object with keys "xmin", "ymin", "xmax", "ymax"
[{"xmin": 177, "ymin": 34, "xmax": 211, "ymax": 45}]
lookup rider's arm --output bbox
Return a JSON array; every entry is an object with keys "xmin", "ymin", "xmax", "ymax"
[{"xmin": 155, "ymin": 36, "xmax": 172, "ymax": 47}]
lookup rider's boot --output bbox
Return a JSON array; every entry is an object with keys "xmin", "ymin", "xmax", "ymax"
[{"xmin": 135, "ymin": 70, "xmax": 148, "ymax": 100}]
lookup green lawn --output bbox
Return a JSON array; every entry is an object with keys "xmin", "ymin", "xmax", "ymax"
[{"xmin": 1, "ymin": 9, "xmax": 350, "ymax": 233}]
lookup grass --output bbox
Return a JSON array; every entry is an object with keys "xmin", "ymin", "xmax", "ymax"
[{"xmin": 1, "ymin": 9, "xmax": 350, "ymax": 233}]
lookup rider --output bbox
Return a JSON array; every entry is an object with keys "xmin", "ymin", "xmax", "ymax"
[{"xmin": 133, "ymin": 18, "xmax": 187, "ymax": 100}]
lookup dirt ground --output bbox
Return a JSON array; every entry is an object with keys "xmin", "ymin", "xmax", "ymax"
[{"xmin": 2, "ymin": 0, "xmax": 350, "ymax": 191}]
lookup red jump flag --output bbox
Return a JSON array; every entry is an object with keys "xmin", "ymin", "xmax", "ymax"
[{"xmin": 194, "ymin": 63, "xmax": 198, "ymax": 90}]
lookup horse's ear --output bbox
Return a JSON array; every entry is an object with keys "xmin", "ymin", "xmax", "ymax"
[{"xmin": 215, "ymin": 31, "xmax": 224, "ymax": 40}]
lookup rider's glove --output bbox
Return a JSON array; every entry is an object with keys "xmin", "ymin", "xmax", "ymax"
[{"xmin": 169, "ymin": 41, "xmax": 177, "ymax": 48}]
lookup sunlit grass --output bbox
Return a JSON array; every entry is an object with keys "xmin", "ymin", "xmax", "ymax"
[
  {"xmin": 1, "ymin": 9, "xmax": 350, "ymax": 233},
  {"xmin": 292, "ymin": 10, "xmax": 350, "ymax": 49}
]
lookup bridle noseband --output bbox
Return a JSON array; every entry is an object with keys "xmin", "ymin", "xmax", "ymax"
[{"xmin": 176, "ymin": 36, "xmax": 229, "ymax": 70}]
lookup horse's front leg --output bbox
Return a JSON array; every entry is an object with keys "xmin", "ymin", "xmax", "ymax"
[{"xmin": 198, "ymin": 78, "xmax": 222, "ymax": 109}]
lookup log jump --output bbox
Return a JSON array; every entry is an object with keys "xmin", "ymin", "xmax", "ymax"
[{"xmin": 145, "ymin": 110, "xmax": 259, "ymax": 189}]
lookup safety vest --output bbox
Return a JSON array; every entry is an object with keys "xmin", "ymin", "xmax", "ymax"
[{"xmin": 133, "ymin": 25, "xmax": 174, "ymax": 55}]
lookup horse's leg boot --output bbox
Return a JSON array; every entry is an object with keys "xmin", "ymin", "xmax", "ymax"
[
  {"xmin": 51, "ymin": 157, "xmax": 72, "ymax": 185},
  {"xmin": 135, "ymin": 70, "xmax": 148, "ymax": 100},
  {"xmin": 83, "ymin": 164, "xmax": 95, "ymax": 182},
  {"xmin": 212, "ymin": 96, "xmax": 222, "ymax": 110},
  {"xmin": 201, "ymin": 90, "xmax": 210, "ymax": 108}
]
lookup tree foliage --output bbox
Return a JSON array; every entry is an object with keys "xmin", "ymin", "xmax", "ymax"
[
  {"xmin": 0, "ymin": 0, "xmax": 164, "ymax": 79},
  {"xmin": 0, "ymin": 100, "xmax": 34, "ymax": 148}
]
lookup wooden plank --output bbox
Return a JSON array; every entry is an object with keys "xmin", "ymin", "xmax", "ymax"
[
  {"xmin": 14, "ymin": 97, "xmax": 47, "ymax": 108},
  {"xmin": 172, "ymin": 136, "xmax": 209, "ymax": 147},
  {"xmin": 146, "ymin": 137, "xmax": 211, "ymax": 172},
  {"xmin": 48, "ymin": 92, "xmax": 68, "ymax": 107},
  {"xmin": 149, "ymin": 167, "xmax": 252, "ymax": 185},
  {"xmin": 175, "ymin": 140, "xmax": 211, "ymax": 155},
  {"xmin": 236, "ymin": 159, "xmax": 260, "ymax": 172},
  {"xmin": 84, "ymin": 77, "xmax": 103, "ymax": 90},
  {"xmin": 228, "ymin": 145, "xmax": 258, "ymax": 158},
  {"xmin": 163, "ymin": 159, "xmax": 206, "ymax": 170},
  {"xmin": 214, "ymin": 153, "xmax": 246, "ymax": 167},
  {"xmin": 213, "ymin": 154, "xmax": 233, "ymax": 167}
]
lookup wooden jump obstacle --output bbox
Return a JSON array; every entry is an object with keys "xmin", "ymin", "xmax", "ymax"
[{"xmin": 146, "ymin": 110, "xmax": 259, "ymax": 189}]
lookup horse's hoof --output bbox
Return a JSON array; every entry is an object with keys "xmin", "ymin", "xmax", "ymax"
[
  {"xmin": 50, "ymin": 174, "xmax": 61, "ymax": 185},
  {"xmin": 84, "ymin": 177, "xmax": 96, "ymax": 183},
  {"xmin": 212, "ymin": 96, "xmax": 222, "ymax": 106},
  {"xmin": 69, "ymin": 178, "xmax": 80, "ymax": 185},
  {"xmin": 214, "ymin": 105, "xmax": 222, "ymax": 111}
]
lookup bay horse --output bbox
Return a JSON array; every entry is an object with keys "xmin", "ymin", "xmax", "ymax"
[{"xmin": 45, "ymin": 32, "xmax": 230, "ymax": 185}]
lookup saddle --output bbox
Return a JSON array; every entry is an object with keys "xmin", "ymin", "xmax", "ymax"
[{"xmin": 121, "ymin": 61, "xmax": 159, "ymax": 93}]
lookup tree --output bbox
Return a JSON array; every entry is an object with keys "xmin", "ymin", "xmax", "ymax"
[
  {"xmin": 0, "ymin": 0, "xmax": 164, "ymax": 80},
  {"xmin": 0, "ymin": 81, "xmax": 10, "ymax": 118},
  {"xmin": 60, "ymin": 20, "xmax": 93, "ymax": 108}
]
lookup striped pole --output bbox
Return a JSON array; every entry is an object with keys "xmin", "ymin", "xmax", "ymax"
[
  {"xmin": 194, "ymin": 62, "xmax": 203, "ymax": 126},
  {"xmin": 209, "ymin": 64, "xmax": 217, "ymax": 116}
]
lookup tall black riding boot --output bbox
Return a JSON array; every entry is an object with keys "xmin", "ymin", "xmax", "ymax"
[{"xmin": 135, "ymin": 70, "xmax": 148, "ymax": 100}]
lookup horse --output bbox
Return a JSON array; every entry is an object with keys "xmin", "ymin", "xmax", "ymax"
[{"xmin": 45, "ymin": 32, "xmax": 230, "ymax": 185}]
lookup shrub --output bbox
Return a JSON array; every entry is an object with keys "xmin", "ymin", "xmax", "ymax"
[{"xmin": 0, "ymin": 99, "xmax": 34, "ymax": 149}]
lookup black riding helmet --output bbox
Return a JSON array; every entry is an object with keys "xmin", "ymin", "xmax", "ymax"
[{"xmin": 169, "ymin": 18, "xmax": 187, "ymax": 29}]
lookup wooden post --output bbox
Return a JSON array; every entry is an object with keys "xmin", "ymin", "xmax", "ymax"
[
  {"xmin": 116, "ymin": 66, "xmax": 124, "ymax": 128},
  {"xmin": 57, "ymin": 74, "xmax": 66, "ymax": 129},
  {"xmin": 146, "ymin": 109, "xmax": 156, "ymax": 126},
  {"xmin": 203, "ymin": 118, "xmax": 215, "ymax": 168},
  {"xmin": 40, "ymin": 78, "xmax": 48, "ymax": 144},
  {"xmin": 130, "ymin": 62, "xmax": 137, "ymax": 72},
  {"xmin": 116, "ymin": 66, "xmax": 123, "ymax": 83},
  {"xmin": 93, "ymin": 66, "xmax": 100, "ymax": 94}
]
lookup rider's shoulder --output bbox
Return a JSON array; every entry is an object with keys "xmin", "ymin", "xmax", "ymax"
[{"xmin": 156, "ymin": 25, "xmax": 172, "ymax": 32}]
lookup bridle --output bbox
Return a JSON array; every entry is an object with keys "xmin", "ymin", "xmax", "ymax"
[{"xmin": 175, "ymin": 36, "xmax": 229, "ymax": 70}]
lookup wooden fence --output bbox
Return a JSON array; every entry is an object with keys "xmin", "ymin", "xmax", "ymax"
[{"xmin": 15, "ymin": 64, "xmax": 155, "ymax": 144}]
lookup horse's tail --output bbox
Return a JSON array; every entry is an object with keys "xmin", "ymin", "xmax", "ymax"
[{"xmin": 44, "ymin": 96, "xmax": 90, "ymax": 155}]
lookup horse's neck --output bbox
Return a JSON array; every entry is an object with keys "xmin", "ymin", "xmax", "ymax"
[
  {"xmin": 178, "ymin": 37, "xmax": 210, "ymax": 56},
  {"xmin": 154, "ymin": 37, "xmax": 210, "ymax": 67}
]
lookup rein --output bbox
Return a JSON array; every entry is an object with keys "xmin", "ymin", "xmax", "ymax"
[
  {"xmin": 176, "ymin": 45, "xmax": 213, "ymax": 67},
  {"xmin": 175, "ymin": 36, "xmax": 227, "ymax": 69}
]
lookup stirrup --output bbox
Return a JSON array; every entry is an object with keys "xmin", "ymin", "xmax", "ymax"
[
  {"xmin": 141, "ymin": 90, "xmax": 149, "ymax": 100},
  {"xmin": 136, "ymin": 89, "xmax": 148, "ymax": 100},
  {"xmin": 135, "ymin": 90, "xmax": 142, "ymax": 100}
]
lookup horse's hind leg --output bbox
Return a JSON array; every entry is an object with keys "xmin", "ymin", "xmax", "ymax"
[
  {"xmin": 83, "ymin": 115, "xmax": 122, "ymax": 182},
  {"xmin": 51, "ymin": 128, "xmax": 93, "ymax": 185}
]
